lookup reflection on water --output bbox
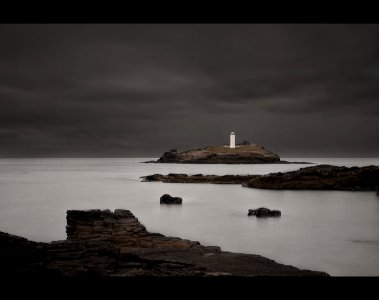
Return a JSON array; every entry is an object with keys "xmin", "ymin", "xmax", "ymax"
[{"xmin": 0, "ymin": 157, "xmax": 378, "ymax": 276}]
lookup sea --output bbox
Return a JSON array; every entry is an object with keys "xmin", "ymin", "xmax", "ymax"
[{"xmin": 0, "ymin": 157, "xmax": 378, "ymax": 276}]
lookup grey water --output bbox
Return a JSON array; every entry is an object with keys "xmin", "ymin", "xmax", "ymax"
[{"xmin": 0, "ymin": 157, "xmax": 378, "ymax": 276}]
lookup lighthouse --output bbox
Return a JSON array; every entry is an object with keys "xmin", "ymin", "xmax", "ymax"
[{"xmin": 230, "ymin": 131, "xmax": 235, "ymax": 148}]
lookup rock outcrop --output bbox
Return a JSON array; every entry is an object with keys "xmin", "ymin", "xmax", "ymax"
[
  {"xmin": 244, "ymin": 165, "xmax": 379, "ymax": 191},
  {"xmin": 0, "ymin": 231, "xmax": 48, "ymax": 275},
  {"xmin": 142, "ymin": 173, "xmax": 259, "ymax": 184},
  {"xmin": 0, "ymin": 209, "xmax": 328, "ymax": 277},
  {"xmin": 143, "ymin": 165, "xmax": 379, "ymax": 191},
  {"xmin": 160, "ymin": 194, "xmax": 183, "ymax": 204},
  {"xmin": 248, "ymin": 208, "xmax": 281, "ymax": 217},
  {"xmin": 153, "ymin": 145, "xmax": 284, "ymax": 164},
  {"xmin": 66, "ymin": 209, "xmax": 196, "ymax": 250}
]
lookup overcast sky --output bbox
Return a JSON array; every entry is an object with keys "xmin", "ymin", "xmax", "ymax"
[{"xmin": 0, "ymin": 24, "xmax": 379, "ymax": 157}]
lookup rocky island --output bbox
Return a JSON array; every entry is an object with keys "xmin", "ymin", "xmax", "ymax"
[
  {"xmin": 0, "ymin": 209, "xmax": 327, "ymax": 277},
  {"xmin": 147, "ymin": 132, "xmax": 312, "ymax": 164},
  {"xmin": 142, "ymin": 165, "xmax": 379, "ymax": 191},
  {"xmin": 149, "ymin": 144, "xmax": 310, "ymax": 164},
  {"xmin": 152, "ymin": 144, "xmax": 284, "ymax": 164}
]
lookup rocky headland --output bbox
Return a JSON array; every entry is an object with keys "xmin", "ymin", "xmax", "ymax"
[
  {"xmin": 142, "ymin": 165, "xmax": 379, "ymax": 191},
  {"xmin": 0, "ymin": 209, "xmax": 327, "ymax": 277},
  {"xmin": 148, "ymin": 145, "xmax": 309, "ymax": 164},
  {"xmin": 244, "ymin": 164, "xmax": 379, "ymax": 190}
]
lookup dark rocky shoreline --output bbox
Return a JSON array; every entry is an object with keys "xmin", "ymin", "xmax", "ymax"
[
  {"xmin": 245, "ymin": 164, "xmax": 379, "ymax": 190},
  {"xmin": 0, "ymin": 209, "xmax": 328, "ymax": 277},
  {"xmin": 142, "ymin": 165, "xmax": 379, "ymax": 191},
  {"xmin": 142, "ymin": 173, "xmax": 259, "ymax": 184}
]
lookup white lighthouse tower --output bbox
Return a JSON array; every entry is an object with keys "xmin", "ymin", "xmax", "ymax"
[{"xmin": 230, "ymin": 131, "xmax": 235, "ymax": 148}]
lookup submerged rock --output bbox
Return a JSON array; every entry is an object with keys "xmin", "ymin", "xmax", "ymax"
[
  {"xmin": 248, "ymin": 207, "xmax": 281, "ymax": 217},
  {"xmin": 160, "ymin": 194, "xmax": 183, "ymax": 204}
]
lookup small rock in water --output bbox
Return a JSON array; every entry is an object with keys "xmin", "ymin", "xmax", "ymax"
[
  {"xmin": 248, "ymin": 207, "xmax": 281, "ymax": 217},
  {"xmin": 160, "ymin": 194, "xmax": 183, "ymax": 204}
]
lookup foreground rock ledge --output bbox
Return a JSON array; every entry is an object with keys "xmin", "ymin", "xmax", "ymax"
[{"xmin": 0, "ymin": 209, "xmax": 328, "ymax": 277}]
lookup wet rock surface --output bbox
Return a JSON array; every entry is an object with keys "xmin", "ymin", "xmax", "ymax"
[
  {"xmin": 248, "ymin": 208, "xmax": 281, "ymax": 217},
  {"xmin": 0, "ymin": 209, "xmax": 328, "ymax": 277}
]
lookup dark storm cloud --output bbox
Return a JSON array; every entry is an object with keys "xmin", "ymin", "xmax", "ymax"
[{"xmin": 0, "ymin": 24, "xmax": 379, "ymax": 157}]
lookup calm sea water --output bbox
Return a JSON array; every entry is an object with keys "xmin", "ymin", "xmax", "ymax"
[{"xmin": 0, "ymin": 157, "xmax": 378, "ymax": 276}]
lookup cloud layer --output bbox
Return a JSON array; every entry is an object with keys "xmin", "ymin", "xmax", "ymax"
[{"xmin": 0, "ymin": 24, "xmax": 379, "ymax": 157}]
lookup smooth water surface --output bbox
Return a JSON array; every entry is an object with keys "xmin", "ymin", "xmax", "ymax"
[{"xmin": 0, "ymin": 157, "xmax": 378, "ymax": 276}]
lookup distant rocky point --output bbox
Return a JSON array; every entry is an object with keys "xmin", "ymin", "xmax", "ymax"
[
  {"xmin": 0, "ymin": 209, "xmax": 328, "ymax": 277},
  {"xmin": 142, "ymin": 165, "xmax": 379, "ymax": 191},
  {"xmin": 142, "ymin": 173, "xmax": 258, "ymax": 184},
  {"xmin": 147, "ymin": 145, "xmax": 309, "ymax": 164},
  {"xmin": 244, "ymin": 164, "xmax": 379, "ymax": 191}
]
